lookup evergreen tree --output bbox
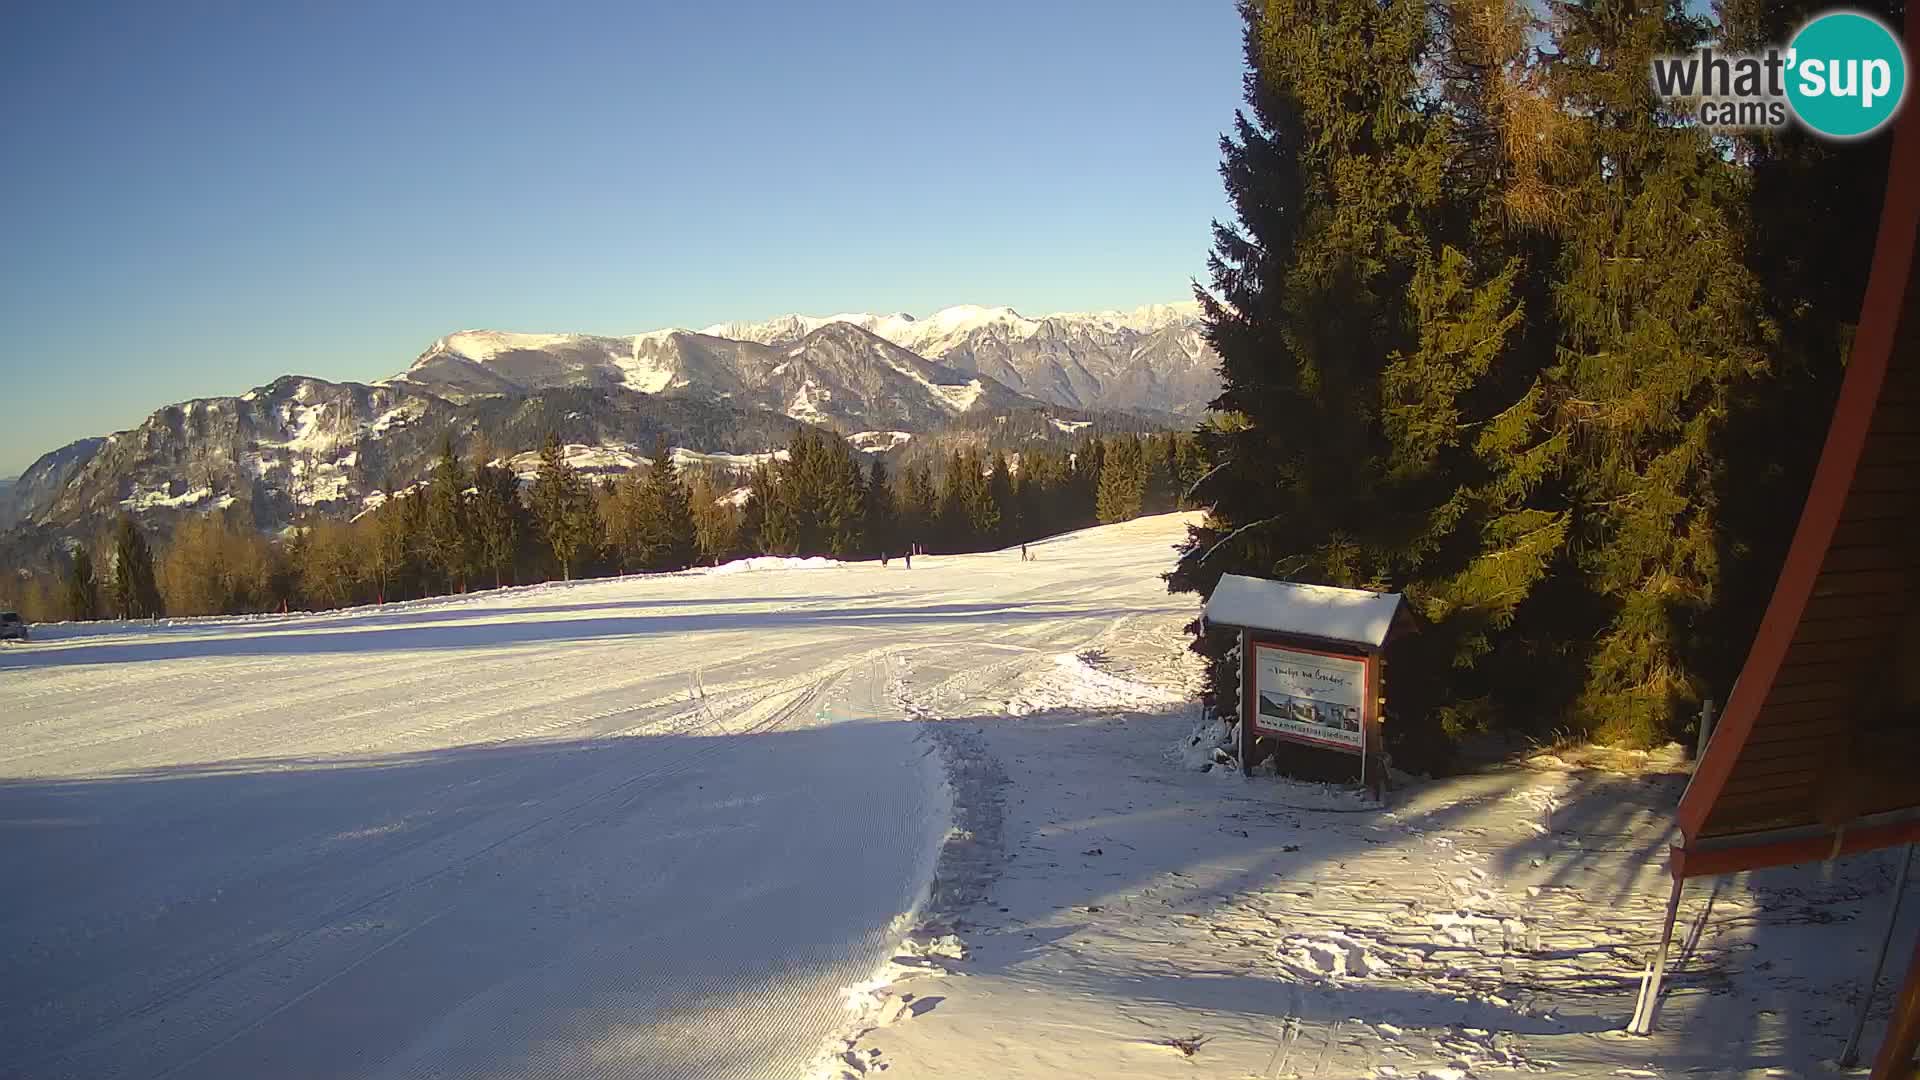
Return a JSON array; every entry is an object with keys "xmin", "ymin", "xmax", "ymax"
[
  {"xmin": 424, "ymin": 435, "xmax": 475, "ymax": 593},
  {"xmin": 936, "ymin": 449, "xmax": 996, "ymax": 551},
  {"xmin": 1071, "ymin": 436, "xmax": 1104, "ymax": 524},
  {"xmin": 689, "ymin": 473, "xmax": 743, "ymax": 565},
  {"xmin": 963, "ymin": 451, "xmax": 1001, "ymax": 544},
  {"xmin": 1166, "ymin": 0, "xmax": 1553, "ymax": 766},
  {"xmin": 761, "ymin": 429, "xmax": 865, "ymax": 557},
  {"xmin": 986, "ymin": 452, "xmax": 1016, "ymax": 544},
  {"xmin": 471, "ymin": 461, "xmax": 524, "ymax": 588},
  {"xmin": 1096, "ymin": 435, "xmax": 1148, "ymax": 524},
  {"xmin": 529, "ymin": 433, "xmax": 597, "ymax": 581},
  {"xmin": 109, "ymin": 514, "xmax": 164, "ymax": 620},
  {"xmin": 399, "ymin": 489, "xmax": 432, "ymax": 597},
  {"xmin": 898, "ymin": 461, "xmax": 937, "ymax": 552},
  {"xmin": 642, "ymin": 434, "xmax": 697, "ymax": 570},
  {"xmin": 864, "ymin": 458, "xmax": 899, "ymax": 558},
  {"xmin": 604, "ymin": 467, "xmax": 651, "ymax": 571},
  {"xmin": 1539, "ymin": 0, "xmax": 1768, "ymax": 743},
  {"xmin": 65, "ymin": 548, "xmax": 98, "ymax": 621},
  {"xmin": 1173, "ymin": 435, "xmax": 1206, "ymax": 508}
]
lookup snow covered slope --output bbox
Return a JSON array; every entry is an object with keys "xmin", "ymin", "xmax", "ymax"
[
  {"xmin": 6, "ymin": 512, "xmax": 1906, "ymax": 1080},
  {"xmin": 0, "ymin": 513, "xmax": 1202, "ymax": 1080}
]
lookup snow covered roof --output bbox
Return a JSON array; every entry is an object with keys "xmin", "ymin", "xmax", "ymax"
[{"xmin": 1203, "ymin": 574, "xmax": 1406, "ymax": 649}]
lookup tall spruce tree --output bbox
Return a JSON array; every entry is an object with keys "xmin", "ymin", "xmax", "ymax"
[
  {"xmin": 744, "ymin": 460, "xmax": 796, "ymax": 555},
  {"xmin": 1096, "ymin": 435, "xmax": 1147, "ymax": 524},
  {"xmin": 898, "ymin": 461, "xmax": 937, "ymax": 552},
  {"xmin": 604, "ymin": 468, "xmax": 651, "ymax": 571},
  {"xmin": 864, "ymin": 458, "xmax": 899, "ymax": 558},
  {"xmin": 66, "ymin": 548, "xmax": 98, "ymax": 621},
  {"xmin": 529, "ymin": 433, "xmax": 597, "ymax": 581},
  {"xmin": 109, "ymin": 514, "xmax": 164, "ymax": 620},
  {"xmin": 424, "ymin": 435, "xmax": 475, "ymax": 593},
  {"xmin": 1167, "ymin": 0, "xmax": 1558, "ymax": 765},
  {"xmin": 1539, "ymin": 0, "xmax": 1769, "ymax": 743},
  {"xmin": 642, "ymin": 434, "xmax": 698, "ymax": 570},
  {"xmin": 986, "ymin": 452, "xmax": 1016, "ymax": 544},
  {"xmin": 471, "ymin": 460, "xmax": 524, "ymax": 589}
]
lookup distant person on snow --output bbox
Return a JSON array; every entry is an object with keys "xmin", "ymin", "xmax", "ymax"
[{"xmin": 1020, "ymin": 543, "xmax": 1028, "ymax": 561}]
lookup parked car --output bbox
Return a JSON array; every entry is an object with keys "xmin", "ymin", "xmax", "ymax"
[{"xmin": 0, "ymin": 611, "xmax": 27, "ymax": 642}]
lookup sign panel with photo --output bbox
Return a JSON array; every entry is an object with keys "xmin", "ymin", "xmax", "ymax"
[{"xmin": 1249, "ymin": 643, "xmax": 1367, "ymax": 753}]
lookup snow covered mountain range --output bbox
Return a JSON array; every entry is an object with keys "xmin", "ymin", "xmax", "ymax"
[
  {"xmin": 0, "ymin": 301, "xmax": 1216, "ymax": 543},
  {"xmin": 398, "ymin": 301, "xmax": 1217, "ymax": 420}
]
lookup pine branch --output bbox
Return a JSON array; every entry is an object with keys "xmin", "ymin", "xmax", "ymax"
[{"xmin": 1180, "ymin": 514, "xmax": 1282, "ymax": 567}]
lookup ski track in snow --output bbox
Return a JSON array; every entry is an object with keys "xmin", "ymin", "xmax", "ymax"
[{"xmin": 0, "ymin": 515, "xmax": 1202, "ymax": 1080}]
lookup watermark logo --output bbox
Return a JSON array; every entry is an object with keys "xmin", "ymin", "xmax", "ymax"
[{"xmin": 1650, "ymin": 9, "xmax": 1908, "ymax": 139}]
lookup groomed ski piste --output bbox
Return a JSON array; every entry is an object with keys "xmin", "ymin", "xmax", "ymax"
[{"xmin": 2, "ymin": 513, "xmax": 1913, "ymax": 1079}]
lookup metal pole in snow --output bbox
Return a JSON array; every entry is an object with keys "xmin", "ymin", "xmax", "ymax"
[
  {"xmin": 1630, "ymin": 875, "xmax": 1686, "ymax": 1036},
  {"xmin": 1840, "ymin": 842, "xmax": 1917, "ymax": 1067},
  {"xmin": 1694, "ymin": 698, "xmax": 1716, "ymax": 764}
]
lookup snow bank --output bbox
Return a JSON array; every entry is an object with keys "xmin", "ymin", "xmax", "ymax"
[{"xmin": 706, "ymin": 554, "xmax": 844, "ymax": 576}]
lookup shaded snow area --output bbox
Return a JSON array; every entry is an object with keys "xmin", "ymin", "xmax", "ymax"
[{"xmin": 6, "ymin": 513, "xmax": 1915, "ymax": 1080}]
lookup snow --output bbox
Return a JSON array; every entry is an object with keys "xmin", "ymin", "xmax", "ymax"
[
  {"xmin": 1205, "ymin": 572, "xmax": 1407, "ymax": 647},
  {"xmin": 934, "ymin": 378, "xmax": 985, "ymax": 413},
  {"xmin": 617, "ymin": 333, "xmax": 680, "ymax": 394},
  {"xmin": 5, "ymin": 512, "xmax": 1907, "ymax": 1080},
  {"xmin": 686, "ymin": 301, "xmax": 1197, "ymax": 355},
  {"xmin": 120, "ymin": 485, "xmax": 214, "ymax": 511},
  {"xmin": 1051, "ymin": 417, "xmax": 1093, "ymax": 434},
  {"xmin": 423, "ymin": 329, "xmax": 580, "ymax": 365},
  {"xmin": 491, "ymin": 443, "xmax": 781, "ymax": 483},
  {"xmin": 707, "ymin": 554, "xmax": 843, "ymax": 575},
  {"xmin": 848, "ymin": 431, "xmax": 914, "ymax": 454},
  {"xmin": 788, "ymin": 379, "xmax": 831, "ymax": 424},
  {"xmin": 675, "ymin": 447, "xmax": 787, "ymax": 470},
  {"xmin": 367, "ymin": 402, "xmax": 420, "ymax": 436},
  {"xmin": 503, "ymin": 442, "xmax": 644, "ymax": 481},
  {"xmin": 1041, "ymin": 300, "xmax": 1203, "ymax": 335}
]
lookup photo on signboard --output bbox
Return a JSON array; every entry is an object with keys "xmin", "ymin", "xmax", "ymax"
[{"xmin": 1251, "ymin": 644, "xmax": 1367, "ymax": 752}]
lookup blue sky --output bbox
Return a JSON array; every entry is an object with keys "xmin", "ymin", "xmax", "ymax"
[{"xmin": 0, "ymin": 1, "xmax": 1245, "ymax": 476}]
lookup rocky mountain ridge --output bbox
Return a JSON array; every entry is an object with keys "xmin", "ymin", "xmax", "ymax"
[{"xmin": 2, "ymin": 299, "xmax": 1217, "ymax": 548}]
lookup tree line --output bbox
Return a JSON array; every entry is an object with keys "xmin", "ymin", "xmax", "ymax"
[
  {"xmin": 7, "ymin": 428, "xmax": 1200, "ymax": 622},
  {"xmin": 1172, "ymin": 0, "xmax": 1891, "ymax": 769}
]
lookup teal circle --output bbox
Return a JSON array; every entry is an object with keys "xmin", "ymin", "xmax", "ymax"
[{"xmin": 1786, "ymin": 11, "xmax": 1908, "ymax": 139}]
